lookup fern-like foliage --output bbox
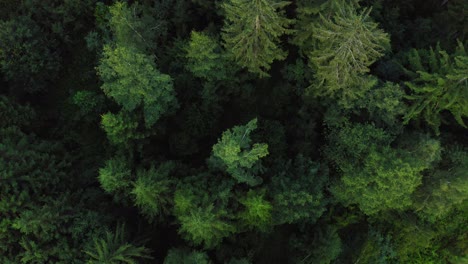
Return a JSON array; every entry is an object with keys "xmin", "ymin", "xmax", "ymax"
[{"xmin": 84, "ymin": 224, "xmax": 152, "ymax": 264}]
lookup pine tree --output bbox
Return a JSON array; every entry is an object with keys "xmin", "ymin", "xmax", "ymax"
[
  {"xmin": 164, "ymin": 248, "xmax": 211, "ymax": 264},
  {"xmin": 403, "ymin": 42, "xmax": 468, "ymax": 134},
  {"xmin": 210, "ymin": 118, "xmax": 269, "ymax": 186},
  {"xmin": 97, "ymin": 45, "xmax": 178, "ymax": 128},
  {"xmin": 98, "ymin": 156, "xmax": 133, "ymax": 196},
  {"xmin": 307, "ymin": 1, "xmax": 390, "ymax": 106},
  {"xmin": 131, "ymin": 163, "xmax": 175, "ymax": 222},
  {"xmin": 0, "ymin": 15, "xmax": 60, "ymax": 93},
  {"xmin": 326, "ymin": 121, "xmax": 441, "ymax": 215},
  {"xmin": 176, "ymin": 203, "xmax": 236, "ymax": 248},
  {"xmin": 221, "ymin": 0, "xmax": 294, "ymax": 77},
  {"xmin": 84, "ymin": 224, "xmax": 153, "ymax": 264},
  {"xmin": 186, "ymin": 31, "xmax": 236, "ymax": 82},
  {"xmin": 101, "ymin": 111, "xmax": 144, "ymax": 145},
  {"xmin": 238, "ymin": 189, "xmax": 273, "ymax": 231},
  {"xmin": 269, "ymin": 155, "xmax": 328, "ymax": 225}
]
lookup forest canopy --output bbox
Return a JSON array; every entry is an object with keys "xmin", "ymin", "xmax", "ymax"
[{"xmin": 0, "ymin": 0, "xmax": 467, "ymax": 263}]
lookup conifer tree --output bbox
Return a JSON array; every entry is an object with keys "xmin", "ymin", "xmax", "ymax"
[
  {"xmin": 326, "ymin": 121, "xmax": 441, "ymax": 215},
  {"xmin": 186, "ymin": 31, "xmax": 236, "ymax": 82},
  {"xmin": 221, "ymin": 0, "xmax": 294, "ymax": 77},
  {"xmin": 403, "ymin": 42, "xmax": 468, "ymax": 134},
  {"xmin": 308, "ymin": 1, "xmax": 390, "ymax": 106},
  {"xmin": 131, "ymin": 163, "xmax": 175, "ymax": 222},
  {"xmin": 164, "ymin": 248, "xmax": 211, "ymax": 264},
  {"xmin": 98, "ymin": 45, "xmax": 178, "ymax": 128},
  {"xmin": 84, "ymin": 224, "xmax": 153, "ymax": 264},
  {"xmin": 210, "ymin": 118, "xmax": 269, "ymax": 186},
  {"xmin": 238, "ymin": 190, "xmax": 273, "ymax": 231},
  {"xmin": 175, "ymin": 200, "xmax": 236, "ymax": 248},
  {"xmin": 0, "ymin": 15, "xmax": 60, "ymax": 93},
  {"xmin": 269, "ymin": 155, "xmax": 328, "ymax": 225}
]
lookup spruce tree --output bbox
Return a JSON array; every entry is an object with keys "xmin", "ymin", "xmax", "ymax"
[
  {"xmin": 221, "ymin": 0, "xmax": 294, "ymax": 77},
  {"xmin": 307, "ymin": 1, "xmax": 390, "ymax": 106}
]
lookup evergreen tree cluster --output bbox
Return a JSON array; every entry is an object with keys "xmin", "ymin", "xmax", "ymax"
[{"xmin": 0, "ymin": 0, "xmax": 466, "ymax": 263}]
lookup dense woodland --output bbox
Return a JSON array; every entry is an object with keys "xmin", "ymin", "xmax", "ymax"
[{"xmin": 0, "ymin": 0, "xmax": 467, "ymax": 263}]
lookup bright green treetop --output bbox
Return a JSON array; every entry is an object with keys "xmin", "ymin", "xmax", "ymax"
[
  {"xmin": 326, "ymin": 122, "xmax": 441, "ymax": 215},
  {"xmin": 238, "ymin": 189, "xmax": 273, "ymax": 231},
  {"xmin": 186, "ymin": 31, "xmax": 236, "ymax": 82},
  {"xmin": 210, "ymin": 118, "xmax": 269, "ymax": 186},
  {"xmin": 98, "ymin": 45, "xmax": 178, "ymax": 128},
  {"xmin": 131, "ymin": 163, "xmax": 174, "ymax": 222}
]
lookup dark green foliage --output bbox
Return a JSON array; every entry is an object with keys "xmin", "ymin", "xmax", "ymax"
[
  {"xmin": 413, "ymin": 146, "xmax": 468, "ymax": 222},
  {"xmin": 101, "ymin": 111, "xmax": 144, "ymax": 145},
  {"xmin": 326, "ymin": 121, "xmax": 441, "ymax": 215},
  {"xmin": 84, "ymin": 224, "xmax": 153, "ymax": 264},
  {"xmin": 99, "ymin": 156, "xmax": 133, "ymax": 195},
  {"xmin": 0, "ymin": 16, "xmax": 60, "ymax": 93},
  {"xmin": 402, "ymin": 42, "xmax": 468, "ymax": 134},
  {"xmin": 1, "ymin": 0, "xmax": 466, "ymax": 262},
  {"xmin": 0, "ymin": 123, "xmax": 109, "ymax": 263},
  {"xmin": 289, "ymin": 225, "xmax": 342, "ymax": 264},
  {"xmin": 71, "ymin": 90, "xmax": 106, "ymax": 118},
  {"xmin": 355, "ymin": 229, "xmax": 397, "ymax": 264},
  {"xmin": 176, "ymin": 202, "xmax": 236, "ymax": 249},
  {"xmin": 0, "ymin": 96, "xmax": 35, "ymax": 128},
  {"xmin": 269, "ymin": 155, "xmax": 328, "ymax": 225},
  {"xmin": 222, "ymin": 0, "xmax": 294, "ymax": 76},
  {"xmin": 357, "ymin": 81, "xmax": 406, "ymax": 127},
  {"xmin": 164, "ymin": 248, "xmax": 211, "ymax": 264}
]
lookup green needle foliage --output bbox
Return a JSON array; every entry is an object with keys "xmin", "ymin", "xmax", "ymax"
[
  {"xmin": 238, "ymin": 189, "xmax": 273, "ymax": 231},
  {"xmin": 0, "ymin": 0, "xmax": 466, "ymax": 262},
  {"xmin": 0, "ymin": 15, "xmax": 60, "ymax": 93},
  {"xmin": 84, "ymin": 224, "xmax": 153, "ymax": 264},
  {"xmin": 99, "ymin": 156, "xmax": 133, "ymax": 195},
  {"xmin": 131, "ymin": 163, "xmax": 174, "ymax": 222},
  {"xmin": 164, "ymin": 248, "xmax": 211, "ymax": 264},
  {"xmin": 222, "ymin": 0, "xmax": 294, "ymax": 77},
  {"xmin": 211, "ymin": 118, "xmax": 269, "ymax": 186},
  {"xmin": 177, "ymin": 204, "xmax": 236, "ymax": 248},
  {"xmin": 326, "ymin": 122, "xmax": 441, "ymax": 215},
  {"xmin": 186, "ymin": 31, "xmax": 235, "ymax": 82},
  {"xmin": 270, "ymin": 155, "xmax": 328, "ymax": 225},
  {"xmin": 308, "ymin": 1, "xmax": 390, "ymax": 106},
  {"xmin": 98, "ymin": 45, "xmax": 178, "ymax": 128},
  {"xmin": 403, "ymin": 42, "xmax": 468, "ymax": 134},
  {"xmin": 101, "ymin": 111, "xmax": 144, "ymax": 145}
]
